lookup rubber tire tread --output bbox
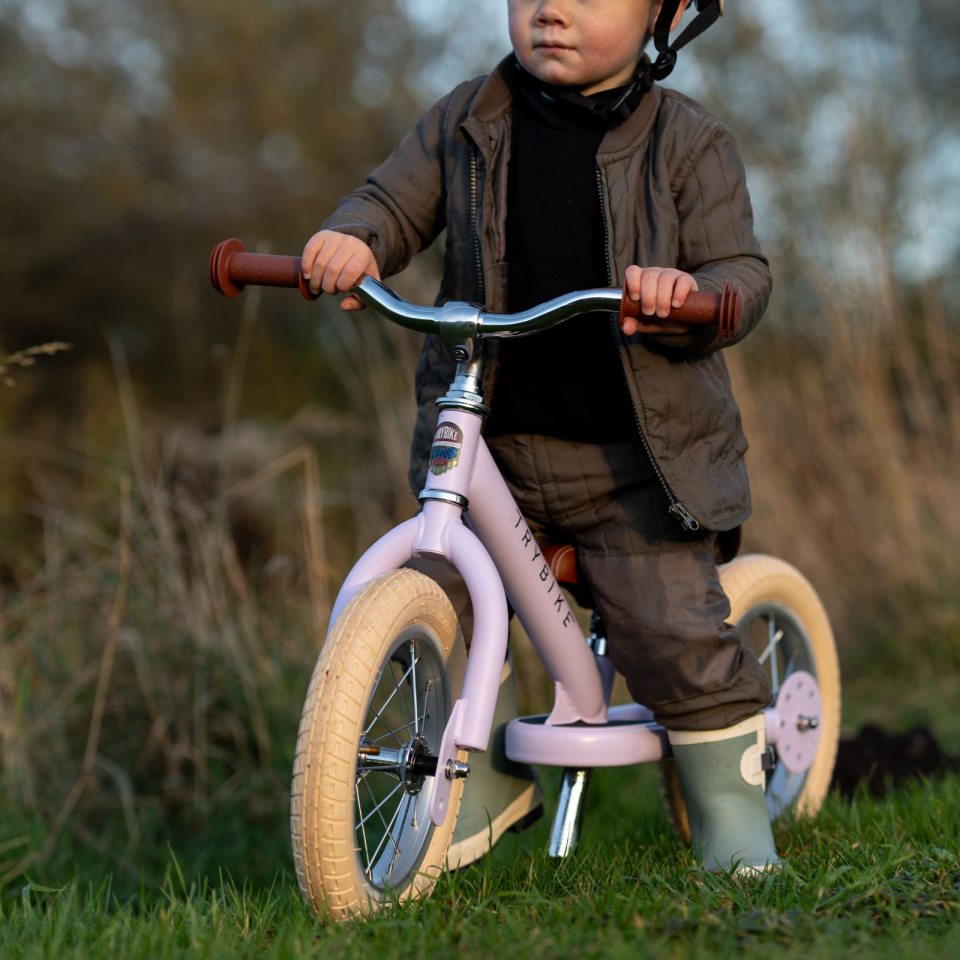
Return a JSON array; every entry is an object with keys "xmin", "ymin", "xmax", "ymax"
[
  {"xmin": 659, "ymin": 553, "xmax": 841, "ymax": 845},
  {"xmin": 291, "ymin": 569, "xmax": 463, "ymax": 920}
]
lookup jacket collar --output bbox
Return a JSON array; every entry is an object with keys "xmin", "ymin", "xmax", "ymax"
[{"xmin": 462, "ymin": 56, "xmax": 663, "ymax": 161}]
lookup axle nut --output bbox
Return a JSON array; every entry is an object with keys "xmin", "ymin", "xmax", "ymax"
[{"xmin": 445, "ymin": 760, "xmax": 471, "ymax": 781}]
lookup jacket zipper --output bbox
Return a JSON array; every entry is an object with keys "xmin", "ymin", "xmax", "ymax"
[
  {"xmin": 470, "ymin": 148, "xmax": 486, "ymax": 305},
  {"xmin": 594, "ymin": 167, "xmax": 701, "ymax": 532}
]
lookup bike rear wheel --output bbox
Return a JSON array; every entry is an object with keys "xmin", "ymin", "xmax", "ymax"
[
  {"xmin": 659, "ymin": 553, "xmax": 841, "ymax": 843},
  {"xmin": 291, "ymin": 569, "xmax": 466, "ymax": 919}
]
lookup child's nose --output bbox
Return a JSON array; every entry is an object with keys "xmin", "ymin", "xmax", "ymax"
[{"xmin": 535, "ymin": 1, "xmax": 570, "ymax": 26}]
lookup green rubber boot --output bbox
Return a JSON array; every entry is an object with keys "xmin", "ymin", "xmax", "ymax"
[
  {"xmin": 667, "ymin": 714, "xmax": 781, "ymax": 874},
  {"xmin": 446, "ymin": 658, "xmax": 542, "ymax": 869}
]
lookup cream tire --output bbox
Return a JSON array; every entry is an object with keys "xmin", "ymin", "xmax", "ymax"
[
  {"xmin": 660, "ymin": 554, "xmax": 841, "ymax": 844},
  {"xmin": 291, "ymin": 569, "xmax": 465, "ymax": 919}
]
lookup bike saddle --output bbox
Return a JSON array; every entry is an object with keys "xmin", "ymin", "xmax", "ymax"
[{"xmin": 543, "ymin": 543, "xmax": 595, "ymax": 610}]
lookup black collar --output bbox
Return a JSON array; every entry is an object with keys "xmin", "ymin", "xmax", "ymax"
[{"xmin": 512, "ymin": 55, "xmax": 651, "ymax": 130}]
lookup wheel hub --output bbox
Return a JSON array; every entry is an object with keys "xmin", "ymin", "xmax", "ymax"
[
  {"xmin": 772, "ymin": 670, "xmax": 823, "ymax": 774},
  {"xmin": 356, "ymin": 735, "xmax": 439, "ymax": 795},
  {"xmin": 402, "ymin": 735, "xmax": 436, "ymax": 795}
]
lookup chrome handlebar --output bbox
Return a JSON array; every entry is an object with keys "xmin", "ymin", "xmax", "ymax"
[{"xmin": 209, "ymin": 239, "xmax": 741, "ymax": 340}]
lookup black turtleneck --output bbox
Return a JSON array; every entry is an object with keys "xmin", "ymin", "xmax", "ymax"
[{"xmin": 484, "ymin": 69, "xmax": 637, "ymax": 441}]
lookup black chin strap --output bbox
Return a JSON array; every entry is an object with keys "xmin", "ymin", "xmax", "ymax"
[
  {"xmin": 648, "ymin": 0, "xmax": 724, "ymax": 83},
  {"xmin": 600, "ymin": 0, "xmax": 725, "ymax": 126}
]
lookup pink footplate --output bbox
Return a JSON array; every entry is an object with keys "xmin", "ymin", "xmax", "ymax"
[
  {"xmin": 505, "ymin": 704, "xmax": 669, "ymax": 767},
  {"xmin": 772, "ymin": 670, "xmax": 823, "ymax": 774}
]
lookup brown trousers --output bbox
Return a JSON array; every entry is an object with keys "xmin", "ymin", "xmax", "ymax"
[{"xmin": 483, "ymin": 434, "xmax": 771, "ymax": 732}]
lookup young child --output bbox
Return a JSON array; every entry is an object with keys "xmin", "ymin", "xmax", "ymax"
[{"xmin": 302, "ymin": 0, "xmax": 779, "ymax": 873}]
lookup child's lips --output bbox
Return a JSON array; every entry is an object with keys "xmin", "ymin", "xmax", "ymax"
[{"xmin": 534, "ymin": 41, "xmax": 574, "ymax": 55}]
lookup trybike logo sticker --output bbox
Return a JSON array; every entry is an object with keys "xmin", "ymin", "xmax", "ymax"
[
  {"xmin": 513, "ymin": 507, "xmax": 575, "ymax": 629},
  {"xmin": 429, "ymin": 422, "xmax": 463, "ymax": 475}
]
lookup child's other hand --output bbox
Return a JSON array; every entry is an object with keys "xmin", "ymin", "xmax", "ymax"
[
  {"xmin": 301, "ymin": 230, "xmax": 381, "ymax": 311},
  {"xmin": 621, "ymin": 265, "xmax": 698, "ymax": 336}
]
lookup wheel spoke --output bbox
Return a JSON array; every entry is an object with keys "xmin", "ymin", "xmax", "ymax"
[
  {"xmin": 364, "ymin": 784, "xmax": 407, "ymax": 877},
  {"xmin": 390, "ymin": 658, "xmax": 411, "ymax": 727},
  {"xmin": 355, "ymin": 780, "xmax": 372, "ymax": 867},
  {"xmin": 419, "ymin": 680, "xmax": 433, "ymax": 735},
  {"xmin": 357, "ymin": 778, "xmax": 405, "ymax": 831},
  {"xmin": 758, "ymin": 616, "xmax": 783, "ymax": 693},
  {"xmin": 368, "ymin": 717, "xmax": 426, "ymax": 746},
  {"xmin": 410, "ymin": 640, "xmax": 420, "ymax": 734},
  {"xmin": 387, "ymin": 793, "xmax": 414, "ymax": 879},
  {"xmin": 363, "ymin": 655, "xmax": 419, "ymax": 739},
  {"xmin": 365, "ymin": 676, "xmax": 433, "ymax": 746}
]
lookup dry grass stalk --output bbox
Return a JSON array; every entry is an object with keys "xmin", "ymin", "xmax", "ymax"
[
  {"xmin": 0, "ymin": 342, "xmax": 72, "ymax": 387},
  {"xmin": 2, "ymin": 478, "xmax": 132, "ymax": 884},
  {"xmin": 733, "ymin": 270, "xmax": 958, "ymax": 643}
]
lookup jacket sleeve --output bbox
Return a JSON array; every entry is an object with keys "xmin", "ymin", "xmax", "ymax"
[
  {"xmin": 665, "ymin": 123, "xmax": 772, "ymax": 356},
  {"xmin": 320, "ymin": 91, "xmax": 457, "ymax": 277}
]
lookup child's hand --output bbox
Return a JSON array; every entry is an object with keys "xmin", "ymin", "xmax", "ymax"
[
  {"xmin": 301, "ymin": 230, "xmax": 381, "ymax": 311},
  {"xmin": 620, "ymin": 266, "xmax": 698, "ymax": 336}
]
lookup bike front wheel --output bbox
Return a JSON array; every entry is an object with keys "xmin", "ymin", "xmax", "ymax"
[
  {"xmin": 659, "ymin": 553, "xmax": 841, "ymax": 843},
  {"xmin": 291, "ymin": 569, "xmax": 466, "ymax": 920}
]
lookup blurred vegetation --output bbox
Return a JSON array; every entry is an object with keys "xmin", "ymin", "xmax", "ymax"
[
  {"xmin": 0, "ymin": 0, "xmax": 445, "ymax": 562},
  {"xmin": 0, "ymin": 0, "xmax": 958, "ymax": 894}
]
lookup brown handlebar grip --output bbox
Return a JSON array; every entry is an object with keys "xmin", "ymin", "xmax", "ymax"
[
  {"xmin": 209, "ymin": 238, "xmax": 319, "ymax": 301},
  {"xmin": 618, "ymin": 280, "xmax": 742, "ymax": 340}
]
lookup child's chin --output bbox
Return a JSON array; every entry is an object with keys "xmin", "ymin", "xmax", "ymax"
[{"xmin": 530, "ymin": 64, "xmax": 580, "ymax": 87}]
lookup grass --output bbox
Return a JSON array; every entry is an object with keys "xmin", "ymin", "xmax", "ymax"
[{"xmin": 1, "ymin": 768, "xmax": 958, "ymax": 958}]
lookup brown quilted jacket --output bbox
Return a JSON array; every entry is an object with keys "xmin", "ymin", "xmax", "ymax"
[{"xmin": 321, "ymin": 57, "xmax": 772, "ymax": 534}]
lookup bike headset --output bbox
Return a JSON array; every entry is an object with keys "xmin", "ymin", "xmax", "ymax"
[{"xmin": 579, "ymin": 0, "xmax": 726, "ymax": 127}]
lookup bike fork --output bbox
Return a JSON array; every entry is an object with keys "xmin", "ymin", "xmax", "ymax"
[{"xmin": 548, "ymin": 614, "xmax": 613, "ymax": 859}]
